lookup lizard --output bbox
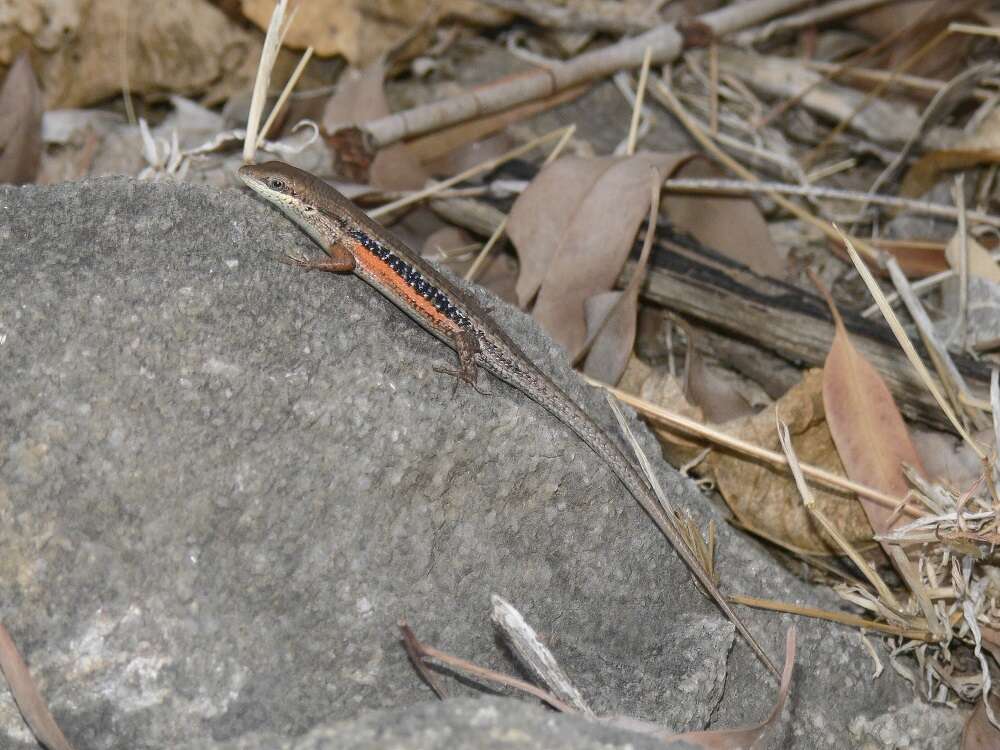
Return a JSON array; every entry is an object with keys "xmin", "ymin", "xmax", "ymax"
[{"xmin": 238, "ymin": 160, "xmax": 778, "ymax": 677}]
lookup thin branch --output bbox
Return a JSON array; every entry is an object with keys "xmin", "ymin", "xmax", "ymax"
[{"xmin": 659, "ymin": 177, "xmax": 1000, "ymax": 229}]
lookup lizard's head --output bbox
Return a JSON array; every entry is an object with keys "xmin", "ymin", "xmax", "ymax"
[
  {"xmin": 238, "ymin": 161, "xmax": 306, "ymax": 203},
  {"xmin": 239, "ymin": 161, "xmax": 326, "ymax": 239}
]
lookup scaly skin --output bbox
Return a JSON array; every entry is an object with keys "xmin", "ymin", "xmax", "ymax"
[{"xmin": 239, "ymin": 161, "xmax": 777, "ymax": 677}]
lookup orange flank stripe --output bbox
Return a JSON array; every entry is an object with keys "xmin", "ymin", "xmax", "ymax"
[{"xmin": 343, "ymin": 236, "xmax": 460, "ymax": 333}]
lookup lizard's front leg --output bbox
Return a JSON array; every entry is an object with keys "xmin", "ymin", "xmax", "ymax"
[{"xmin": 280, "ymin": 241, "xmax": 356, "ymax": 273}]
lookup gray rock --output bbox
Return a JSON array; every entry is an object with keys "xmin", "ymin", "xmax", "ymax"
[
  {"xmin": 0, "ymin": 177, "xmax": 934, "ymax": 748},
  {"xmin": 177, "ymin": 696, "xmax": 691, "ymax": 750}
]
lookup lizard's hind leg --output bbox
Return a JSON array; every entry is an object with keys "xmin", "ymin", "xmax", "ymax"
[{"xmin": 433, "ymin": 330, "xmax": 491, "ymax": 396}]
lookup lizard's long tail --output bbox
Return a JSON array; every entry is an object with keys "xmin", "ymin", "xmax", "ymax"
[{"xmin": 505, "ymin": 367, "xmax": 779, "ymax": 678}]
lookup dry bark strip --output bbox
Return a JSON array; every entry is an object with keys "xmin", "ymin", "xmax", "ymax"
[{"xmin": 621, "ymin": 230, "xmax": 989, "ymax": 429}]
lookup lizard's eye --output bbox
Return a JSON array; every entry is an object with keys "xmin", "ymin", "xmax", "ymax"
[{"xmin": 267, "ymin": 176, "xmax": 289, "ymax": 192}]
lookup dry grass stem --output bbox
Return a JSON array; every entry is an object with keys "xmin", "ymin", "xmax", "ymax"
[
  {"xmin": 949, "ymin": 21, "xmax": 1000, "ymax": 39},
  {"xmin": 650, "ymin": 77, "xmax": 881, "ymax": 261},
  {"xmin": 464, "ymin": 124, "xmax": 576, "ymax": 282},
  {"xmin": 776, "ymin": 417, "xmax": 904, "ymax": 612},
  {"xmin": 587, "ymin": 377, "xmax": 924, "ymax": 518},
  {"xmin": 371, "ymin": 126, "xmax": 572, "ymax": 219},
  {"xmin": 257, "ymin": 46, "xmax": 314, "ymax": 147},
  {"xmin": 659, "ymin": 177, "xmax": 1000, "ymax": 229},
  {"xmin": 243, "ymin": 0, "xmax": 295, "ymax": 163},
  {"xmin": 839, "ymin": 230, "xmax": 987, "ymax": 460},
  {"xmin": 730, "ymin": 595, "xmax": 936, "ymax": 641},
  {"xmin": 400, "ymin": 622, "xmax": 576, "ymax": 713},
  {"xmin": 626, "ymin": 46, "xmax": 653, "ymax": 156},
  {"xmin": 885, "ymin": 258, "xmax": 986, "ymax": 432}
]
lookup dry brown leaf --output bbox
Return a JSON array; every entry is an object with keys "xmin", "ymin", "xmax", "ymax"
[
  {"xmin": 684, "ymin": 345, "xmax": 753, "ymax": 425},
  {"xmin": 900, "ymin": 149, "xmax": 1000, "ymax": 201},
  {"xmin": 630, "ymin": 359, "xmax": 709, "ymax": 468},
  {"xmin": 867, "ymin": 238, "xmax": 949, "ymax": 278},
  {"xmin": 507, "ymin": 153, "xmax": 686, "ymax": 356},
  {"xmin": 708, "ymin": 369, "xmax": 875, "ymax": 555},
  {"xmin": 820, "ymin": 286, "xmax": 925, "ymax": 539},
  {"xmin": 581, "ymin": 291, "xmax": 635, "ymax": 384},
  {"xmin": 945, "ymin": 231, "xmax": 1000, "ymax": 284},
  {"xmin": 240, "ymin": 0, "xmax": 507, "ymax": 64},
  {"xmin": 663, "ymin": 157, "xmax": 785, "ymax": 278},
  {"xmin": 0, "ymin": 53, "xmax": 42, "ymax": 185},
  {"xmin": 579, "ymin": 171, "xmax": 662, "ymax": 384},
  {"xmin": 961, "ymin": 691, "xmax": 1000, "ymax": 749},
  {"xmin": 323, "ymin": 62, "xmax": 427, "ymax": 191}
]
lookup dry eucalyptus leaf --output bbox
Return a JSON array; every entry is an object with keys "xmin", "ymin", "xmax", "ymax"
[
  {"xmin": 323, "ymin": 61, "xmax": 427, "ymax": 190},
  {"xmin": 581, "ymin": 291, "xmax": 635, "ymax": 384},
  {"xmin": 0, "ymin": 53, "xmax": 42, "ymax": 185},
  {"xmin": 821, "ymin": 295, "xmax": 925, "ymax": 541},
  {"xmin": 241, "ymin": 0, "xmax": 508, "ymax": 64},
  {"xmin": 709, "ymin": 369, "xmax": 875, "ymax": 555},
  {"xmin": 945, "ymin": 231, "xmax": 1000, "ymax": 285},
  {"xmin": 1, "ymin": 0, "xmax": 266, "ymax": 108},
  {"xmin": 663, "ymin": 157, "xmax": 785, "ymax": 278},
  {"xmin": 507, "ymin": 152, "xmax": 685, "ymax": 356}
]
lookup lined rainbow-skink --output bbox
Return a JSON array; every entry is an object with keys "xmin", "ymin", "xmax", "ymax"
[{"xmin": 238, "ymin": 160, "xmax": 776, "ymax": 677}]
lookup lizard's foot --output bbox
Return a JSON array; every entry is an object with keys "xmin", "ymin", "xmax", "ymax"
[{"xmin": 433, "ymin": 363, "xmax": 491, "ymax": 396}]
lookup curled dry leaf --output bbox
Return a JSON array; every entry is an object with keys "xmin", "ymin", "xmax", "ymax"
[
  {"xmin": 507, "ymin": 153, "xmax": 686, "ymax": 356},
  {"xmin": 819, "ymin": 285, "xmax": 925, "ymax": 541},
  {"xmin": 708, "ymin": 370, "xmax": 875, "ymax": 554},
  {"xmin": 642, "ymin": 364, "xmax": 874, "ymax": 554},
  {"xmin": 0, "ymin": 53, "xmax": 42, "ymax": 185},
  {"xmin": 322, "ymin": 61, "xmax": 427, "ymax": 190},
  {"xmin": 629, "ymin": 359, "xmax": 709, "ymax": 468}
]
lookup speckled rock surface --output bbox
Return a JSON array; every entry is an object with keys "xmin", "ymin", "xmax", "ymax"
[
  {"xmin": 0, "ymin": 177, "xmax": 941, "ymax": 748},
  {"xmin": 176, "ymin": 697, "xmax": 688, "ymax": 750}
]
